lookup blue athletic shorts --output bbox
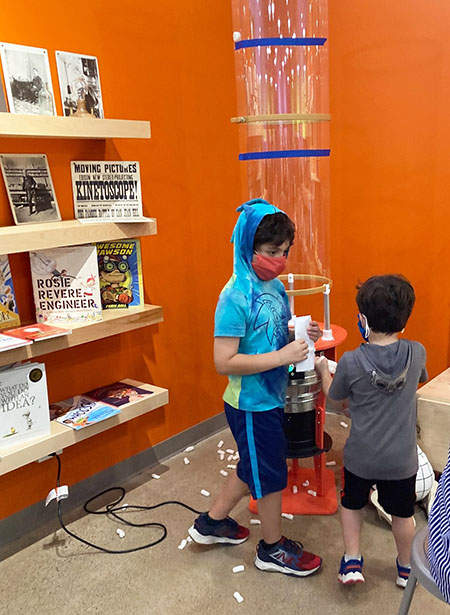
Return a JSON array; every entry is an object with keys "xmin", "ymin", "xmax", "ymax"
[{"xmin": 224, "ymin": 402, "xmax": 287, "ymax": 499}]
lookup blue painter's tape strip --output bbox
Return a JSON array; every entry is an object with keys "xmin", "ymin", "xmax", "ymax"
[
  {"xmin": 235, "ymin": 37, "xmax": 327, "ymax": 50},
  {"xmin": 239, "ymin": 149, "xmax": 331, "ymax": 161}
]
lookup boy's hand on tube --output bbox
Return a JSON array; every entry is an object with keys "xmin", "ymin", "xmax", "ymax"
[
  {"xmin": 278, "ymin": 339, "xmax": 308, "ymax": 365},
  {"xmin": 307, "ymin": 320, "xmax": 322, "ymax": 342}
]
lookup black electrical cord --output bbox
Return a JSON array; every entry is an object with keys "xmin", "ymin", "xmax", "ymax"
[{"xmin": 51, "ymin": 453, "xmax": 206, "ymax": 554}]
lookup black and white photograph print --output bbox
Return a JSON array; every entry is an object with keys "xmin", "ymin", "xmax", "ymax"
[
  {"xmin": 0, "ymin": 43, "xmax": 55, "ymax": 115},
  {"xmin": 56, "ymin": 50, "xmax": 104, "ymax": 118},
  {"xmin": 0, "ymin": 154, "xmax": 61, "ymax": 225},
  {"xmin": 0, "ymin": 74, "xmax": 7, "ymax": 112}
]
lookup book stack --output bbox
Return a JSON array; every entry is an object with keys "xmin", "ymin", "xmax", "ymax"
[
  {"xmin": 50, "ymin": 381, "xmax": 153, "ymax": 430},
  {"xmin": 0, "ymin": 333, "xmax": 32, "ymax": 353}
]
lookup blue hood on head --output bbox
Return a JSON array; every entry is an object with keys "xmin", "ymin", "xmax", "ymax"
[{"xmin": 231, "ymin": 198, "xmax": 284, "ymax": 277}]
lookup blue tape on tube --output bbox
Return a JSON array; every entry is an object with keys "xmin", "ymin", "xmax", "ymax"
[
  {"xmin": 235, "ymin": 37, "xmax": 327, "ymax": 50},
  {"xmin": 239, "ymin": 149, "xmax": 331, "ymax": 161}
]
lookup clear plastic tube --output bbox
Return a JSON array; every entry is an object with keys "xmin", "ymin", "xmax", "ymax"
[{"xmin": 232, "ymin": 0, "xmax": 330, "ymax": 307}]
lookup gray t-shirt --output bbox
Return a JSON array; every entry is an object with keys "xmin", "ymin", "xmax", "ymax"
[{"xmin": 329, "ymin": 339, "xmax": 427, "ymax": 480}]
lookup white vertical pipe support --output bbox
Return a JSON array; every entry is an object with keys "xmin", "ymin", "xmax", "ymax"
[{"xmin": 322, "ymin": 283, "xmax": 334, "ymax": 340}]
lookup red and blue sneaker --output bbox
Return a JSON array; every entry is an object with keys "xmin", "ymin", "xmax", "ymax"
[
  {"xmin": 396, "ymin": 558, "xmax": 411, "ymax": 588},
  {"xmin": 188, "ymin": 513, "xmax": 249, "ymax": 545},
  {"xmin": 338, "ymin": 555, "xmax": 365, "ymax": 584},
  {"xmin": 254, "ymin": 536, "xmax": 322, "ymax": 577}
]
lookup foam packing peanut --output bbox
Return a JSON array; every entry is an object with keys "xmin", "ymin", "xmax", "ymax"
[
  {"xmin": 232, "ymin": 565, "xmax": 245, "ymax": 573},
  {"xmin": 233, "ymin": 591, "xmax": 244, "ymax": 603}
]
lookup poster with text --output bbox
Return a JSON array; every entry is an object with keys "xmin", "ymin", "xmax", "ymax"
[{"xmin": 71, "ymin": 161, "xmax": 149, "ymax": 222}]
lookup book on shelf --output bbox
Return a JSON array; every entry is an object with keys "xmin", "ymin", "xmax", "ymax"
[
  {"xmin": 0, "ymin": 254, "xmax": 20, "ymax": 330},
  {"xmin": 29, "ymin": 245, "xmax": 102, "ymax": 325},
  {"xmin": 70, "ymin": 161, "xmax": 150, "ymax": 222},
  {"xmin": 50, "ymin": 395, "xmax": 120, "ymax": 430},
  {"xmin": 0, "ymin": 362, "xmax": 50, "ymax": 448},
  {"xmin": 0, "ymin": 333, "xmax": 32, "ymax": 352},
  {"xmin": 6, "ymin": 323, "xmax": 72, "ymax": 342},
  {"xmin": 96, "ymin": 239, "xmax": 144, "ymax": 309},
  {"xmin": 84, "ymin": 381, "xmax": 153, "ymax": 407}
]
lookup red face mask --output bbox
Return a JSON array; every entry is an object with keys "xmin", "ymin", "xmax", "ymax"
[{"xmin": 252, "ymin": 253, "xmax": 287, "ymax": 280}]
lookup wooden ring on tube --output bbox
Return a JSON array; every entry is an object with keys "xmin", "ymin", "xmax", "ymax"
[{"xmin": 278, "ymin": 274, "xmax": 333, "ymax": 296}]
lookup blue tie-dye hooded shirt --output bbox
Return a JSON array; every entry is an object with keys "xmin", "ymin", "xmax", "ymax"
[{"xmin": 214, "ymin": 199, "xmax": 291, "ymax": 411}]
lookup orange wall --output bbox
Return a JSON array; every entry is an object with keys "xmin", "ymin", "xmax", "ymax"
[
  {"xmin": 0, "ymin": 1, "xmax": 241, "ymax": 519},
  {"xmin": 329, "ymin": 1, "xmax": 450, "ymax": 375},
  {"xmin": 1, "ymin": 1, "xmax": 449, "ymax": 519}
]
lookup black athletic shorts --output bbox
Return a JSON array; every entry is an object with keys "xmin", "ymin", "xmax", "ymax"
[{"xmin": 340, "ymin": 467, "xmax": 416, "ymax": 518}]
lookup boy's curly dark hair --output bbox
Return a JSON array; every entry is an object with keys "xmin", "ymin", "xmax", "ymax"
[
  {"xmin": 356, "ymin": 274, "xmax": 415, "ymax": 333},
  {"xmin": 253, "ymin": 212, "xmax": 295, "ymax": 251}
]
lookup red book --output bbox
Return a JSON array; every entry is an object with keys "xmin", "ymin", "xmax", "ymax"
[{"xmin": 7, "ymin": 323, "xmax": 72, "ymax": 342}]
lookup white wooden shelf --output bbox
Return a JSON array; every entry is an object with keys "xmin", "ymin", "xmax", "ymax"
[
  {"xmin": 0, "ymin": 112, "xmax": 151, "ymax": 140},
  {"xmin": 0, "ymin": 304, "xmax": 163, "ymax": 368},
  {"xmin": 0, "ymin": 218, "xmax": 157, "ymax": 254},
  {"xmin": 0, "ymin": 379, "xmax": 168, "ymax": 475}
]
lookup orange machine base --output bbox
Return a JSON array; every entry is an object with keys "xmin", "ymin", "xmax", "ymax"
[{"xmin": 249, "ymin": 467, "xmax": 338, "ymax": 516}]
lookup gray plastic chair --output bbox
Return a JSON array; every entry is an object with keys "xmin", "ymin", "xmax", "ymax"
[{"xmin": 398, "ymin": 525, "xmax": 448, "ymax": 614}]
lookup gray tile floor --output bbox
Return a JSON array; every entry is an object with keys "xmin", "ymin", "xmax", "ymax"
[{"xmin": 1, "ymin": 414, "xmax": 447, "ymax": 615}]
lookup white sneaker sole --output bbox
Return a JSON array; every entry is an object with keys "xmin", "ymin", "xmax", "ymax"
[
  {"xmin": 396, "ymin": 576, "xmax": 408, "ymax": 588},
  {"xmin": 188, "ymin": 525, "xmax": 248, "ymax": 545},
  {"xmin": 254, "ymin": 555, "xmax": 321, "ymax": 577},
  {"xmin": 338, "ymin": 572, "xmax": 365, "ymax": 585}
]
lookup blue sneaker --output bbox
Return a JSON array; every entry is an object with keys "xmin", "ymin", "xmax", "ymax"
[
  {"xmin": 254, "ymin": 537, "xmax": 322, "ymax": 577},
  {"xmin": 396, "ymin": 558, "xmax": 411, "ymax": 588},
  {"xmin": 338, "ymin": 555, "xmax": 365, "ymax": 584},
  {"xmin": 188, "ymin": 513, "xmax": 249, "ymax": 545}
]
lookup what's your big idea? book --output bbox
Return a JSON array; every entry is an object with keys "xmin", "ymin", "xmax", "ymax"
[
  {"xmin": 29, "ymin": 245, "xmax": 102, "ymax": 325},
  {"xmin": 0, "ymin": 362, "xmax": 50, "ymax": 449}
]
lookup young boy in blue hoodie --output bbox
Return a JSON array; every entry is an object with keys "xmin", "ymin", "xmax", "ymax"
[{"xmin": 188, "ymin": 199, "xmax": 322, "ymax": 577}]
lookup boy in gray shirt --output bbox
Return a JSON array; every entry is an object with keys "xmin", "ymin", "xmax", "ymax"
[{"xmin": 316, "ymin": 274, "xmax": 427, "ymax": 587}]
